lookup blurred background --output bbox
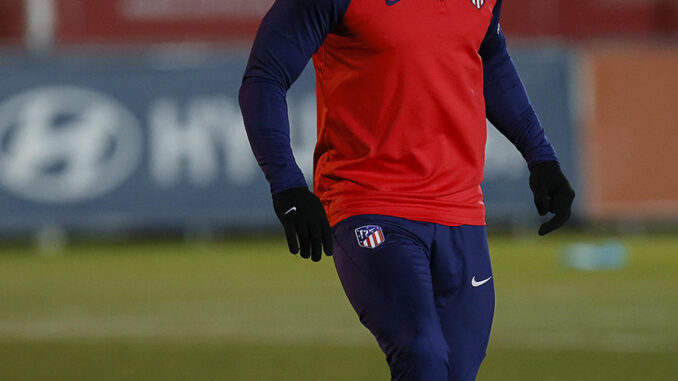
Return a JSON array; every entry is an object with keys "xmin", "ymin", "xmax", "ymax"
[{"xmin": 0, "ymin": 0, "xmax": 676, "ymax": 380}]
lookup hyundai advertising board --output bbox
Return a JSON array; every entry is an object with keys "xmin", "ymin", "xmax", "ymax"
[{"xmin": 0, "ymin": 50, "xmax": 576, "ymax": 234}]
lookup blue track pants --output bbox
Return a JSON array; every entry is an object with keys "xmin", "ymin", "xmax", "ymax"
[{"xmin": 332, "ymin": 214, "xmax": 495, "ymax": 381}]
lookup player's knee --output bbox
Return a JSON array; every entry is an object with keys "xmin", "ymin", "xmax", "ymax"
[
  {"xmin": 389, "ymin": 334, "xmax": 449, "ymax": 379},
  {"xmin": 405, "ymin": 335, "xmax": 448, "ymax": 364}
]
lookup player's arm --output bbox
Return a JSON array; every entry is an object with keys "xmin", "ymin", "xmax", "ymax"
[
  {"xmin": 479, "ymin": 0, "xmax": 575, "ymax": 236},
  {"xmin": 239, "ymin": 0, "xmax": 350, "ymax": 260}
]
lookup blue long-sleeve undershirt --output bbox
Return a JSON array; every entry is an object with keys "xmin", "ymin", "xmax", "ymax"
[
  {"xmin": 239, "ymin": 0, "xmax": 351, "ymax": 194},
  {"xmin": 479, "ymin": 0, "xmax": 558, "ymax": 168}
]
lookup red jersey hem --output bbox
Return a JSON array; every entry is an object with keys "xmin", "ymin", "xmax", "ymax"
[{"xmin": 328, "ymin": 206, "xmax": 486, "ymax": 228}]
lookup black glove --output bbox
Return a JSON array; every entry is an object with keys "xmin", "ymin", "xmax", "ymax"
[
  {"xmin": 272, "ymin": 187, "xmax": 333, "ymax": 261},
  {"xmin": 529, "ymin": 161, "xmax": 575, "ymax": 236}
]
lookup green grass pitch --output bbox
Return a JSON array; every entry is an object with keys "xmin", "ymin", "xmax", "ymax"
[{"xmin": 1, "ymin": 233, "xmax": 677, "ymax": 380}]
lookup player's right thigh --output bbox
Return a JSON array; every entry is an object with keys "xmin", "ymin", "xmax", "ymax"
[{"xmin": 332, "ymin": 214, "xmax": 449, "ymax": 380}]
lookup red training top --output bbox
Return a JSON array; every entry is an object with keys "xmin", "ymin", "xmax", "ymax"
[
  {"xmin": 313, "ymin": 0, "xmax": 497, "ymax": 226},
  {"xmin": 239, "ymin": 0, "xmax": 557, "ymax": 227}
]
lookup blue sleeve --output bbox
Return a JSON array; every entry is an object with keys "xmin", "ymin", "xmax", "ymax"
[
  {"xmin": 479, "ymin": 0, "xmax": 558, "ymax": 169},
  {"xmin": 239, "ymin": 0, "xmax": 351, "ymax": 195}
]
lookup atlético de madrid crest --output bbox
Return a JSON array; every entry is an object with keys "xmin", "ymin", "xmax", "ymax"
[
  {"xmin": 355, "ymin": 225, "xmax": 385, "ymax": 249},
  {"xmin": 470, "ymin": 0, "xmax": 485, "ymax": 9}
]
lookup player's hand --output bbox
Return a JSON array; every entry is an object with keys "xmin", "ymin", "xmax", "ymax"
[
  {"xmin": 272, "ymin": 187, "xmax": 333, "ymax": 261},
  {"xmin": 529, "ymin": 161, "xmax": 575, "ymax": 236}
]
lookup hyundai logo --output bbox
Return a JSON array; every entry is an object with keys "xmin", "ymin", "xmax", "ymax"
[{"xmin": 0, "ymin": 86, "xmax": 142, "ymax": 203}]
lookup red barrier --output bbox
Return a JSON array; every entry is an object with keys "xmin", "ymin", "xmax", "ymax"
[
  {"xmin": 55, "ymin": 0, "xmax": 273, "ymax": 44},
  {"xmin": 43, "ymin": 0, "xmax": 678, "ymax": 45},
  {"xmin": 0, "ymin": 0, "xmax": 24, "ymax": 45},
  {"xmin": 501, "ymin": 0, "xmax": 660, "ymax": 39}
]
